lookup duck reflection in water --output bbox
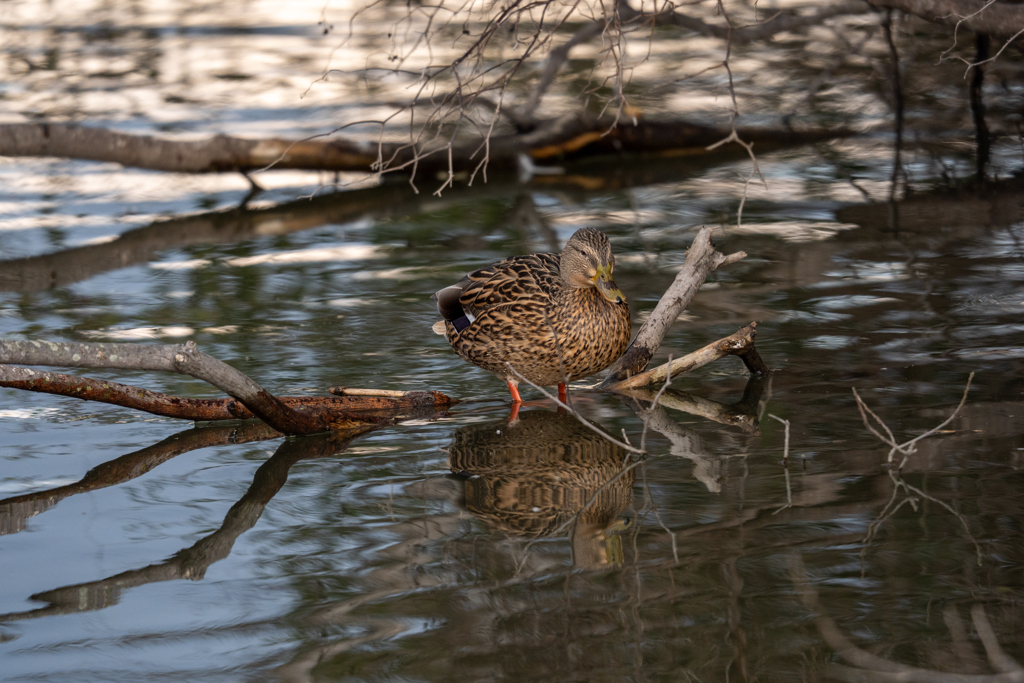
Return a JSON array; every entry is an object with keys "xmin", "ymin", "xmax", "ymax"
[{"xmin": 446, "ymin": 408, "xmax": 634, "ymax": 569}]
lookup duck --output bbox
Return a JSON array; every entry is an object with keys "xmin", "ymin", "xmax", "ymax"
[{"xmin": 432, "ymin": 228, "xmax": 631, "ymax": 403}]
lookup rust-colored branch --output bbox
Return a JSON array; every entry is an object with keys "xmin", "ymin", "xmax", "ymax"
[{"xmin": 0, "ymin": 364, "xmax": 451, "ymax": 426}]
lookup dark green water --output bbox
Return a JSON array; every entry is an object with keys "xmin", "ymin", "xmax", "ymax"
[{"xmin": 2, "ymin": 2, "xmax": 1024, "ymax": 681}]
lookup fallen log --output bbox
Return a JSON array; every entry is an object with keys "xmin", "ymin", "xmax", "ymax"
[{"xmin": 0, "ymin": 118, "xmax": 852, "ymax": 177}]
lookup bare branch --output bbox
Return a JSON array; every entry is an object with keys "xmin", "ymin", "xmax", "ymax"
[
  {"xmin": 852, "ymin": 373, "xmax": 974, "ymax": 467},
  {"xmin": 632, "ymin": 0, "xmax": 874, "ymax": 44},
  {"xmin": 605, "ymin": 322, "xmax": 767, "ymax": 391},
  {"xmin": 519, "ymin": 20, "xmax": 606, "ymax": 123},
  {"xmin": 600, "ymin": 226, "xmax": 748, "ymax": 385},
  {"xmin": 898, "ymin": 373, "xmax": 974, "ymax": 455}
]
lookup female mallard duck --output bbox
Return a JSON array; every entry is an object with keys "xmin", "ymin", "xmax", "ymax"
[{"xmin": 432, "ymin": 228, "xmax": 631, "ymax": 402}]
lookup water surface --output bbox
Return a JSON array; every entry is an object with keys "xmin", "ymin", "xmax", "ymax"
[{"xmin": 2, "ymin": 1, "xmax": 1024, "ymax": 681}]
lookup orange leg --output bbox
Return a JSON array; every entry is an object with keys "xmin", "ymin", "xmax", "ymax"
[
  {"xmin": 557, "ymin": 382, "xmax": 567, "ymax": 403},
  {"xmin": 506, "ymin": 380, "xmax": 523, "ymax": 403},
  {"xmin": 507, "ymin": 400, "xmax": 522, "ymax": 423}
]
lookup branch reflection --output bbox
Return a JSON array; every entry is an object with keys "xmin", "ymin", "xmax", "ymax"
[
  {"xmin": 0, "ymin": 422, "xmax": 283, "ymax": 535},
  {"xmin": 0, "ymin": 428, "xmax": 364, "ymax": 622}
]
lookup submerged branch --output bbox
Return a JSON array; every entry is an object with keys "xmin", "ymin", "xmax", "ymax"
[{"xmin": 790, "ymin": 553, "xmax": 1021, "ymax": 682}]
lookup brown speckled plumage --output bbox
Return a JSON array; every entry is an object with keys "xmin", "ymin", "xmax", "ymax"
[{"xmin": 433, "ymin": 228, "xmax": 631, "ymax": 390}]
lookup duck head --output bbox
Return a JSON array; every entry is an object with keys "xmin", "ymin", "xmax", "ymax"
[{"xmin": 559, "ymin": 228, "xmax": 626, "ymax": 304}]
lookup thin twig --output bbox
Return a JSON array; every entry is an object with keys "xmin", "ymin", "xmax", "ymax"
[
  {"xmin": 902, "ymin": 477, "xmax": 983, "ymax": 566},
  {"xmin": 640, "ymin": 462, "xmax": 679, "ymax": 563},
  {"xmin": 894, "ymin": 372, "xmax": 975, "ymax": 468},
  {"xmin": 505, "ymin": 363, "xmax": 644, "ymax": 454}
]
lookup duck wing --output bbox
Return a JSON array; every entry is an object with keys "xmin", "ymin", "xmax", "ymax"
[{"xmin": 433, "ymin": 253, "xmax": 560, "ymax": 333}]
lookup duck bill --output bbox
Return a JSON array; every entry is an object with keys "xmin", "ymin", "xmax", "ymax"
[{"xmin": 593, "ymin": 265, "xmax": 626, "ymax": 304}]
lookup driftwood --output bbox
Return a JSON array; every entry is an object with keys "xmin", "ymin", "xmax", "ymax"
[
  {"xmin": 0, "ymin": 340, "xmax": 453, "ymax": 436},
  {"xmin": 601, "ymin": 227, "xmax": 765, "ymax": 388},
  {"xmin": 0, "ymin": 119, "xmax": 850, "ymax": 177},
  {"xmin": 606, "ymin": 323, "xmax": 768, "ymax": 392}
]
